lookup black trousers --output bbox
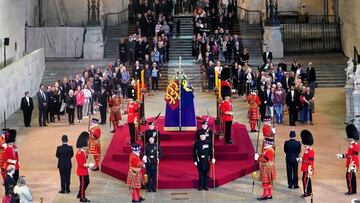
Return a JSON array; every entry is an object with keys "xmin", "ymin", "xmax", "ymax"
[
  {"xmin": 151, "ymin": 77, "xmax": 158, "ymax": 91},
  {"xmin": 289, "ymin": 108, "xmax": 297, "ymax": 125},
  {"xmin": 78, "ymin": 175, "xmax": 90, "ymax": 199},
  {"xmin": 286, "ymin": 161, "xmax": 299, "ymax": 188},
  {"xmin": 260, "ymin": 104, "xmax": 266, "ymax": 121},
  {"xmin": 23, "ymin": 110, "xmax": 32, "ymax": 126},
  {"xmin": 59, "ymin": 167, "xmax": 71, "ymax": 191},
  {"xmin": 146, "ymin": 166, "xmax": 157, "ymax": 190},
  {"xmin": 224, "ymin": 121, "xmax": 232, "ymax": 142},
  {"xmin": 67, "ymin": 108, "xmax": 75, "ymax": 124},
  {"xmin": 128, "ymin": 123, "xmax": 136, "ymax": 144},
  {"xmin": 99, "ymin": 106, "xmax": 107, "ymax": 124},
  {"xmin": 77, "ymin": 105, "xmax": 83, "ymax": 120},
  {"xmin": 14, "ymin": 169, "xmax": 19, "ymax": 183},
  {"xmin": 197, "ymin": 168, "xmax": 209, "ymax": 189},
  {"xmin": 346, "ymin": 171, "xmax": 357, "ymax": 193},
  {"xmin": 302, "ymin": 172, "xmax": 312, "ymax": 195},
  {"xmin": 39, "ymin": 107, "xmax": 47, "ymax": 126}
]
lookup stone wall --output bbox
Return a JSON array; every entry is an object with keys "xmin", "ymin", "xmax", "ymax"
[
  {"xmin": 42, "ymin": 0, "xmax": 130, "ymax": 27},
  {"xmin": 0, "ymin": 0, "xmax": 39, "ymax": 67},
  {"xmin": 339, "ymin": 0, "xmax": 360, "ymax": 58},
  {"xmin": 0, "ymin": 49, "xmax": 45, "ymax": 124}
]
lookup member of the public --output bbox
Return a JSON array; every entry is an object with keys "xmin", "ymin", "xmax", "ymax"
[
  {"xmin": 193, "ymin": 133, "xmax": 215, "ymax": 191},
  {"xmin": 4, "ymin": 165, "xmax": 16, "ymax": 196},
  {"xmin": 126, "ymin": 144, "xmax": 145, "ymax": 202},
  {"xmin": 20, "ymin": 91, "xmax": 34, "ymax": 127},
  {"xmin": 247, "ymin": 90, "xmax": 261, "ymax": 132},
  {"xmin": 195, "ymin": 121, "xmax": 213, "ymax": 141},
  {"xmin": 98, "ymin": 88, "xmax": 108, "ymax": 125},
  {"xmin": 283, "ymin": 130, "xmax": 301, "ymax": 189},
  {"xmin": 88, "ymin": 118, "xmax": 101, "ymax": 171},
  {"xmin": 76, "ymin": 131, "xmax": 94, "ymax": 202},
  {"xmin": 336, "ymin": 124, "xmax": 359, "ymax": 195},
  {"xmin": 144, "ymin": 136, "xmax": 162, "ymax": 192},
  {"xmin": 221, "ymin": 96, "xmax": 233, "ymax": 144},
  {"xmin": 56, "ymin": 135, "xmax": 74, "ymax": 193},
  {"xmin": 127, "ymin": 94, "xmax": 139, "ymax": 144},
  {"xmin": 37, "ymin": 84, "xmax": 48, "ymax": 127},
  {"xmin": 108, "ymin": 94, "xmax": 122, "ymax": 133},
  {"xmin": 299, "ymin": 130, "xmax": 314, "ymax": 198}
]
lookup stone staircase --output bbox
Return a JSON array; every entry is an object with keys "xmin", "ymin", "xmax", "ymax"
[
  {"xmin": 238, "ymin": 21, "xmax": 263, "ymax": 66},
  {"xmin": 104, "ymin": 24, "xmax": 129, "ymax": 59},
  {"xmin": 313, "ymin": 63, "xmax": 346, "ymax": 87}
]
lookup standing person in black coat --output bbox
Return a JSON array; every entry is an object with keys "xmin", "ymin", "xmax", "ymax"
[
  {"xmin": 4, "ymin": 165, "xmax": 16, "ymax": 196},
  {"xmin": 37, "ymin": 84, "xmax": 48, "ymax": 127},
  {"xmin": 56, "ymin": 135, "xmax": 74, "ymax": 193},
  {"xmin": 98, "ymin": 88, "xmax": 108, "ymax": 125},
  {"xmin": 20, "ymin": 91, "xmax": 34, "ymax": 127},
  {"xmin": 119, "ymin": 38, "xmax": 127, "ymax": 64},
  {"xmin": 65, "ymin": 90, "xmax": 76, "ymax": 125},
  {"xmin": 283, "ymin": 131, "xmax": 301, "ymax": 189},
  {"xmin": 286, "ymin": 85, "xmax": 299, "ymax": 126},
  {"xmin": 306, "ymin": 62, "xmax": 316, "ymax": 95},
  {"xmin": 262, "ymin": 47, "xmax": 273, "ymax": 64},
  {"xmin": 258, "ymin": 84, "xmax": 267, "ymax": 121}
]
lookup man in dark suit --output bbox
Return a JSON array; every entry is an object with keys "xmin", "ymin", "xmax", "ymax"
[
  {"xmin": 286, "ymin": 85, "xmax": 299, "ymax": 126},
  {"xmin": 262, "ymin": 47, "xmax": 273, "ymax": 64},
  {"xmin": 98, "ymin": 88, "xmax": 108, "ymax": 124},
  {"xmin": 56, "ymin": 135, "xmax": 74, "ymax": 193},
  {"xmin": 20, "ymin": 91, "xmax": 34, "ymax": 127},
  {"xmin": 37, "ymin": 84, "xmax": 48, "ymax": 127},
  {"xmin": 258, "ymin": 84, "xmax": 267, "ymax": 121},
  {"xmin": 283, "ymin": 131, "xmax": 301, "ymax": 189},
  {"xmin": 4, "ymin": 165, "xmax": 16, "ymax": 196}
]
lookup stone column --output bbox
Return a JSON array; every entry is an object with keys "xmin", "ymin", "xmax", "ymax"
[
  {"xmin": 345, "ymin": 80, "xmax": 354, "ymax": 123},
  {"xmin": 83, "ymin": 26, "xmax": 104, "ymax": 59},
  {"xmin": 263, "ymin": 26, "xmax": 284, "ymax": 58}
]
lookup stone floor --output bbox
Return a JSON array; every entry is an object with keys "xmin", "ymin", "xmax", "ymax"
[{"xmin": 1, "ymin": 86, "xmax": 358, "ymax": 203}]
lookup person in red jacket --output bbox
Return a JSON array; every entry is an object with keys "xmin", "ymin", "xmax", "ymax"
[
  {"xmin": 88, "ymin": 118, "xmax": 101, "ymax": 171},
  {"xmin": 126, "ymin": 144, "xmax": 145, "ymax": 202},
  {"xmin": 247, "ymin": 90, "xmax": 261, "ymax": 132},
  {"xmin": 127, "ymin": 95, "xmax": 139, "ymax": 144},
  {"xmin": 261, "ymin": 116, "xmax": 276, "ymax": 152},
  {"xmin": 220, "ymin": 96, "xmax": 233, "ymax": 144},
  {"xmin": 0, "ymin": 130, "xmax": 8, "ymax": 183},
  {"xmin": 76, "ymin": 131, "xmax": 94, "ymax": 202},
  {"xmin": 2, "ymin": 129, "xmax": 17, "ymax": 183},
  {"xmin": 298, "ymin": 130, "xmax": 314, "ymax": 198},
  {"xmin": 337, "ymin": 124, "xmax": 359, "ymax": 195},
  {"xmin": 255, "ymin": 138, "xmax": 276, "ymax": 200}
]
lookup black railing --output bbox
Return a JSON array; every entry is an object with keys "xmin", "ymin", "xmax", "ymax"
[
  {"xmin": 104, "ymin": 9, "xmax": 129, "ymax": 36},
  {"xmin": 278, "ymin": 13, "xmax": 339, "ymax": 24}
]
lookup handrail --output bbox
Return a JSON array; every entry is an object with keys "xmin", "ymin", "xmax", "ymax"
[
  {"xmin": 277, "ymin": 11, "xmax": 339, "ymax": 24},
  {"xmin": 104, "ymin": 8, "xmax": 129, "ymax": 39}
]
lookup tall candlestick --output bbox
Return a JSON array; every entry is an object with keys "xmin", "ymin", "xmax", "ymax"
[
  {"xmin": 141, "ymin": 70, "xmax": 145, "ymax": 88},
  {"xmin": 136, "ymin": 80, "xmax": 140, "ymax": 100},
  {"xmin": 218, "ymin": 79, "xmax": 221, "ymax": 99},
  {"xmin": 215, "ymin": 69, "xmax": 219, "ymax": 89}
]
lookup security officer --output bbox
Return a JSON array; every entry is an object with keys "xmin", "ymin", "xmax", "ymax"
[
  {"xmin": 195, "ymin": 121, "xmax": 213, "ymax": 141},
  {"xmin": 193, "ymin": 133, "xmax": 215, "ymax": 191},
  {"xmin": 144, "ymin": 136, "xmax": 162, "ymax": 192},
  {"xmin": 283, "ymin": 131, "xmax": 301, "ymax": 189}
]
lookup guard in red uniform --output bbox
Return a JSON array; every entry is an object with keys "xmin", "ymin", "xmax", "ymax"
[
  {"xmin": 88, "ymin": 118, "xmax": 101, "ymax": 171},
  {"xmin": 337, "ymin": 124, "xmax": 359, "ymax": 195},
  {"xmin": 255, "ymin": 138, "xmax": 276, "ymax": 201},
  {"xmin": 76, "ymin": 131, "xmax": 93, "ymax": 202},
  {"xmin": 2, "ymin": 129, "xmax": 17, "ymax": 183},
  {"xmin": 108, "ymin": 94, "xmax": 122, "ymax": 133},
  {"xmin": 127, "ymin": 95, "xmax": 139, "ymax": 144},
  {"xmin": 299, "ymin": 130, "xmax": 314, "ymax": 198},
  {"xmin": 247, "ymin": 90, "xmax": 261, "ymax": 132},
  {"xmin": 0, "ymin": 130, "xmax": 8, "ymax": 182},
  {"xmin": 261, "ymin": 116, "xmax": 275, "ymax": 152},
  {"xmin": 220, "ymin": 96, "xmax": 233, "ymax": 144},
  {"xmin": 126, "ymin": 144, "xmax": 145, "ymax": 202}
]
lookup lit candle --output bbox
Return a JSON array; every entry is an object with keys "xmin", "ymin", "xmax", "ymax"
[
  {"xmin": 136, "ymin": 80, "xmax": 140, "ymax": 100},
  {"xmin": 141, "ymin": 70, "xmax": 145, "ymax": 89},
  {"xmin": 215, "ymin": 69, "xmax": 218, "ymax": 89},
  {"xmin": 218, "ymin": 79, "xmax": 221, "ymax": 99}
]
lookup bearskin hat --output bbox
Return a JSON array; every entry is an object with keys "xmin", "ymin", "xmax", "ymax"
[
  {"xmin": 300, "ymin": 129, "xmax": 313, "ymax": 146},
  {"xmin": 221, "ymin": 68, "xmax": 231, "ymax": 80},
  {"xmin": 76, "ymin": 131, "xmax": 90, "ymax": 148},
  {"xmin": 346, "ymin": 124, "xmax": 359, "ymax": 141},
  {"xmin": 5, "ymin": 129, "xmax": 16, "ymax": 144}
]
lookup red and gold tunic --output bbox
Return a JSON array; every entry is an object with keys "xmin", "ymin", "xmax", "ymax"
[
  {"xmin": 2, "ymin": 145, "xmax": 15, "ymax": 171},
  {"xmin": 301, "ymin": 146, "xmax": 315, "ymax": 173},
  {"xmin": 220, "ymin": 100, "xmax": 233, "ymax": 122},
  {"xmin": 247, "ymin": 93, "xmax": 261, "ymax": 120},
  {"xmin": 109, "ymin": 96, "xmax": 122, "ymax": 122},
  {"xmin": 259, "ymin": 147, "xmax": 276, "ymax": 183},
  {"xmin": 127, "ymin": 101, "xmax": 139, "ymax": 123},
  {"xmin": 88, "ymin": 126, "xmax": 101, "ymax": 155},
  {"xmin": 0, "ymin": 135, "xmax": 6, "ymax": 169},
  {"xmin": 76, "ymin": 149, "xmax": 89, "ymax": 176},
  {"xmin": 126, "ymin": 152, "xmax": 144, "ymax": 188},
  {"xmin": 346, "ymin": 142, "xmax": 359, "ymax": 168}
]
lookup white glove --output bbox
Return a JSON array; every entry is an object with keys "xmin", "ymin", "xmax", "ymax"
[
  {"xmin": 271, "ymin": 128, "xmax": 276, "ymax": 134},
  {"xmin": 212, "ymin": 158, "xmax": 216, "ymax": 164},
  {"xmin": 264, "ymin": 101, "xmax": 267, "ymax": 104},
  {"xmin": 88, "ymin": 162, "xmax": 95, "ymax": 169},
  {"xmin": 296, "ymin": 157, "xmax": 302, "ymax": 162},
  {"xmin": 336, "ymin": 154, "xmax": 344, "ymax": 159},
  {"xmin": 194, "ymin": 162, "xmax": 198, "ymax": 166},
  {"xmin": 142, "ymin": 156, "xmax": 147, "ymax": 163},
  {"xmin": 254, "ymin": 153, "xmax": 259, "ymax": 161},
  {"xmin": 8, "ymin": 160, "xmax": 16, "ymax": 165}
]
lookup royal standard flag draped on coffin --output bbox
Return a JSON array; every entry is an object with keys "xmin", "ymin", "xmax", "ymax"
[{"xmin": 164, "ymin": 74, "xmax": 196, "ymax": 131}]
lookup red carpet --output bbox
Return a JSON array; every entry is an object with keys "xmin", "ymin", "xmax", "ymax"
[{"xmin": 101, "ymin": 116, "xmax": 259, "ymax": 189}]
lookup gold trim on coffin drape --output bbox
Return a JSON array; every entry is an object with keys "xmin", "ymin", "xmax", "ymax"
[{"xmin": 164, "ymin": 126, "xmax": 197, "ymax": 131}]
